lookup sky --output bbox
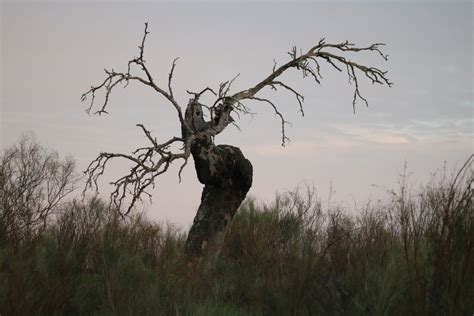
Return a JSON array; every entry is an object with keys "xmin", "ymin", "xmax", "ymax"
[{"xmin": 1, "ymin": 1, "xmax": 472, "ymax": 228}]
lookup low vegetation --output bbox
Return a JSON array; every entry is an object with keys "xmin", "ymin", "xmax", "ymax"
[{"xmin": 1, "ymin": 136, "xmax": 472, "ymax": 315}]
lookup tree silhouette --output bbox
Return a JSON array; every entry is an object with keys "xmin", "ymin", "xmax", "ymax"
[{"xmin": 81, "ymin": 23, "xmax": 392, "ymax": 260}]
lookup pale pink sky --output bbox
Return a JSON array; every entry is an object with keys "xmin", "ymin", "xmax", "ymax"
[{"xmin": 1, "ymin": 1, "xmax": 472, "ymax": 228}]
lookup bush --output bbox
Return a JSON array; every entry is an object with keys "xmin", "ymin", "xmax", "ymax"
[{"xmin": 0, "ymin": 133, "xmax": 77, "ymax": 246}]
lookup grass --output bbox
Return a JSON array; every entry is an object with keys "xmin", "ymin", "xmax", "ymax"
[{"xmin": 1, "ymin": 140, "xmax": 472, "ymax": 315}]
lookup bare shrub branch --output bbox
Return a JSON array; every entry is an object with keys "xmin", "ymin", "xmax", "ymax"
[{"xmin": 0, "ymin": 134, "xmax": 78, "ymax": 242}]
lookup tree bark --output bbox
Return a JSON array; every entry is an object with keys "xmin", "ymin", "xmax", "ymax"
[{"xmin": 184, "ymin": 135, "xmax": 252, "ymax": 261}]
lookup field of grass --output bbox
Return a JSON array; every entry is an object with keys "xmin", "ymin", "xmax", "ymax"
[{"xmin": 1, "ymin": 137, "xmax": 472, "ymax": 315}]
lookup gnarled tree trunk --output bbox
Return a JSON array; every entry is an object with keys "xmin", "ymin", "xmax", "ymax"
[
  {"xmin": 81, "ymin": 23, "xmax": 392, "ymax": 265},
  {"xmin": 184, "ymin": 135, "xmax": 252, "ymax": 261}
]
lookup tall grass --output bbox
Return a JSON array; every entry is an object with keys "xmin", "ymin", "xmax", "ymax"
[{"xmin": 1, "ymin": 148, "xmax": 472, "ymax": 314}]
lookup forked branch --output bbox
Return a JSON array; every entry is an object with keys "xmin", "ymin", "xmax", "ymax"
[
  {"xmin": 82, "ymin": 123, "xmax": 193, "ymax": 216},
  {"xmin": 80, "ymin": 22, "xmax": 188, "ymax": 131}
]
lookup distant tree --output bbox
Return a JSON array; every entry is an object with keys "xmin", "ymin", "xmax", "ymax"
[
  {"xmin": 0, "ymin": 133, "xmax": 78, "ymax": 245},
  {"xmin": 81, "ymin": 23, "xmax": 392, "ymax": 260}
]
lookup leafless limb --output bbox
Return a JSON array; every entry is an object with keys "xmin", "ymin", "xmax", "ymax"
[
  {"xmin": 82, "ymin": 124, "xmax": 193, "ymax": 216},
  {"xmin": 270, "ymin": 81, "xmax": 305, "ymax": 116},
  {"xmin": 186, "ymin": 87, "xmax": 217, "ymax": 99},
  {"xmin": 247, "ymin": 96, "xmax": 291, "ymax": 146},
  {"xmin": 218, "ymin": 73, "xmax": 240, "ymax": 99},
  {"xmin": 80, "ymin": 22, "xmax": 188, "ymax": 132},
  {"xmin": 168, "ymin": 57, "xmax": 179, "ymax": 98},
  {"xmin": 227, "ymin": 39, "xmax": 392, "ymax": 144}
]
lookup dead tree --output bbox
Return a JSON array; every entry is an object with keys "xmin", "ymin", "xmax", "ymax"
[{"xmin": 81, "ymin": 23, "xmax": 392, "ymax": 260}]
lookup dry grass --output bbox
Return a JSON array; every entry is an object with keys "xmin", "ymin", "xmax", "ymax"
[{"xmin": 1, "ymin": 138, "xmax": 472, "ymax": 315}]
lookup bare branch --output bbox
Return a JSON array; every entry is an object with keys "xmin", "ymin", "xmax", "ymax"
[
  {"xmin": 218, "ymin": 73, "xmax": 240, "ymax": 98},
  {"xmin": 83, "ymin": 131, "xmax": 192, "ymax": 216},
  {"xmin": 168, "ymin": 57, "xmax": 179, "ymax": 98},
  {"xmin": 247, "ymin": 96, "xmax": 291, "ymax": 146},
  {"xmin": 139, "ymin": 22, "xmax": 150, "ymax": 60},
  {"xmin": 81, "ymin": 22, "xmax": 188, "ymax": 131},
  {"xmin": 136, "ymin": 124, "xmax": 159, "ymax": 147},
  {"xmin": 187, "ymin": 87, "xmax": 217, "ymax": 100},
  {"xmin": 270, "ymin": 81, "xmax": 305, "ymax": 116},
  {"xmin": 216, "ymin": 39, "xmax": 392, "ymax": 143}
]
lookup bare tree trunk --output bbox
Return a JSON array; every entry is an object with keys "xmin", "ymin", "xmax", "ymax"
[{"xmin": 184, "ymin": 135, "xmax": 252, "ymax": 261}]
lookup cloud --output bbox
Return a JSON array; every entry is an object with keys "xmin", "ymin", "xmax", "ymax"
[
  {"xmin": 331, "ymin": 118, "xmax": 472, "ymax": 145},
  {"xmin": 332, "ymin": 124, "xmax": 412, "ymax": 145},
  {"xmin": 250, "ymin": 116, "xmax": 472, "ymax": 158},
  {"xmin": 460, "ymin": 100, "xmax": 473, "ymax": 108},
  {"xmin": 251, "ymin": 142, "xmax": 317, "ymax": 157},
  {"xmin": 407, "ymin": 119, "xmax": 473, "ymax": 141}
]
